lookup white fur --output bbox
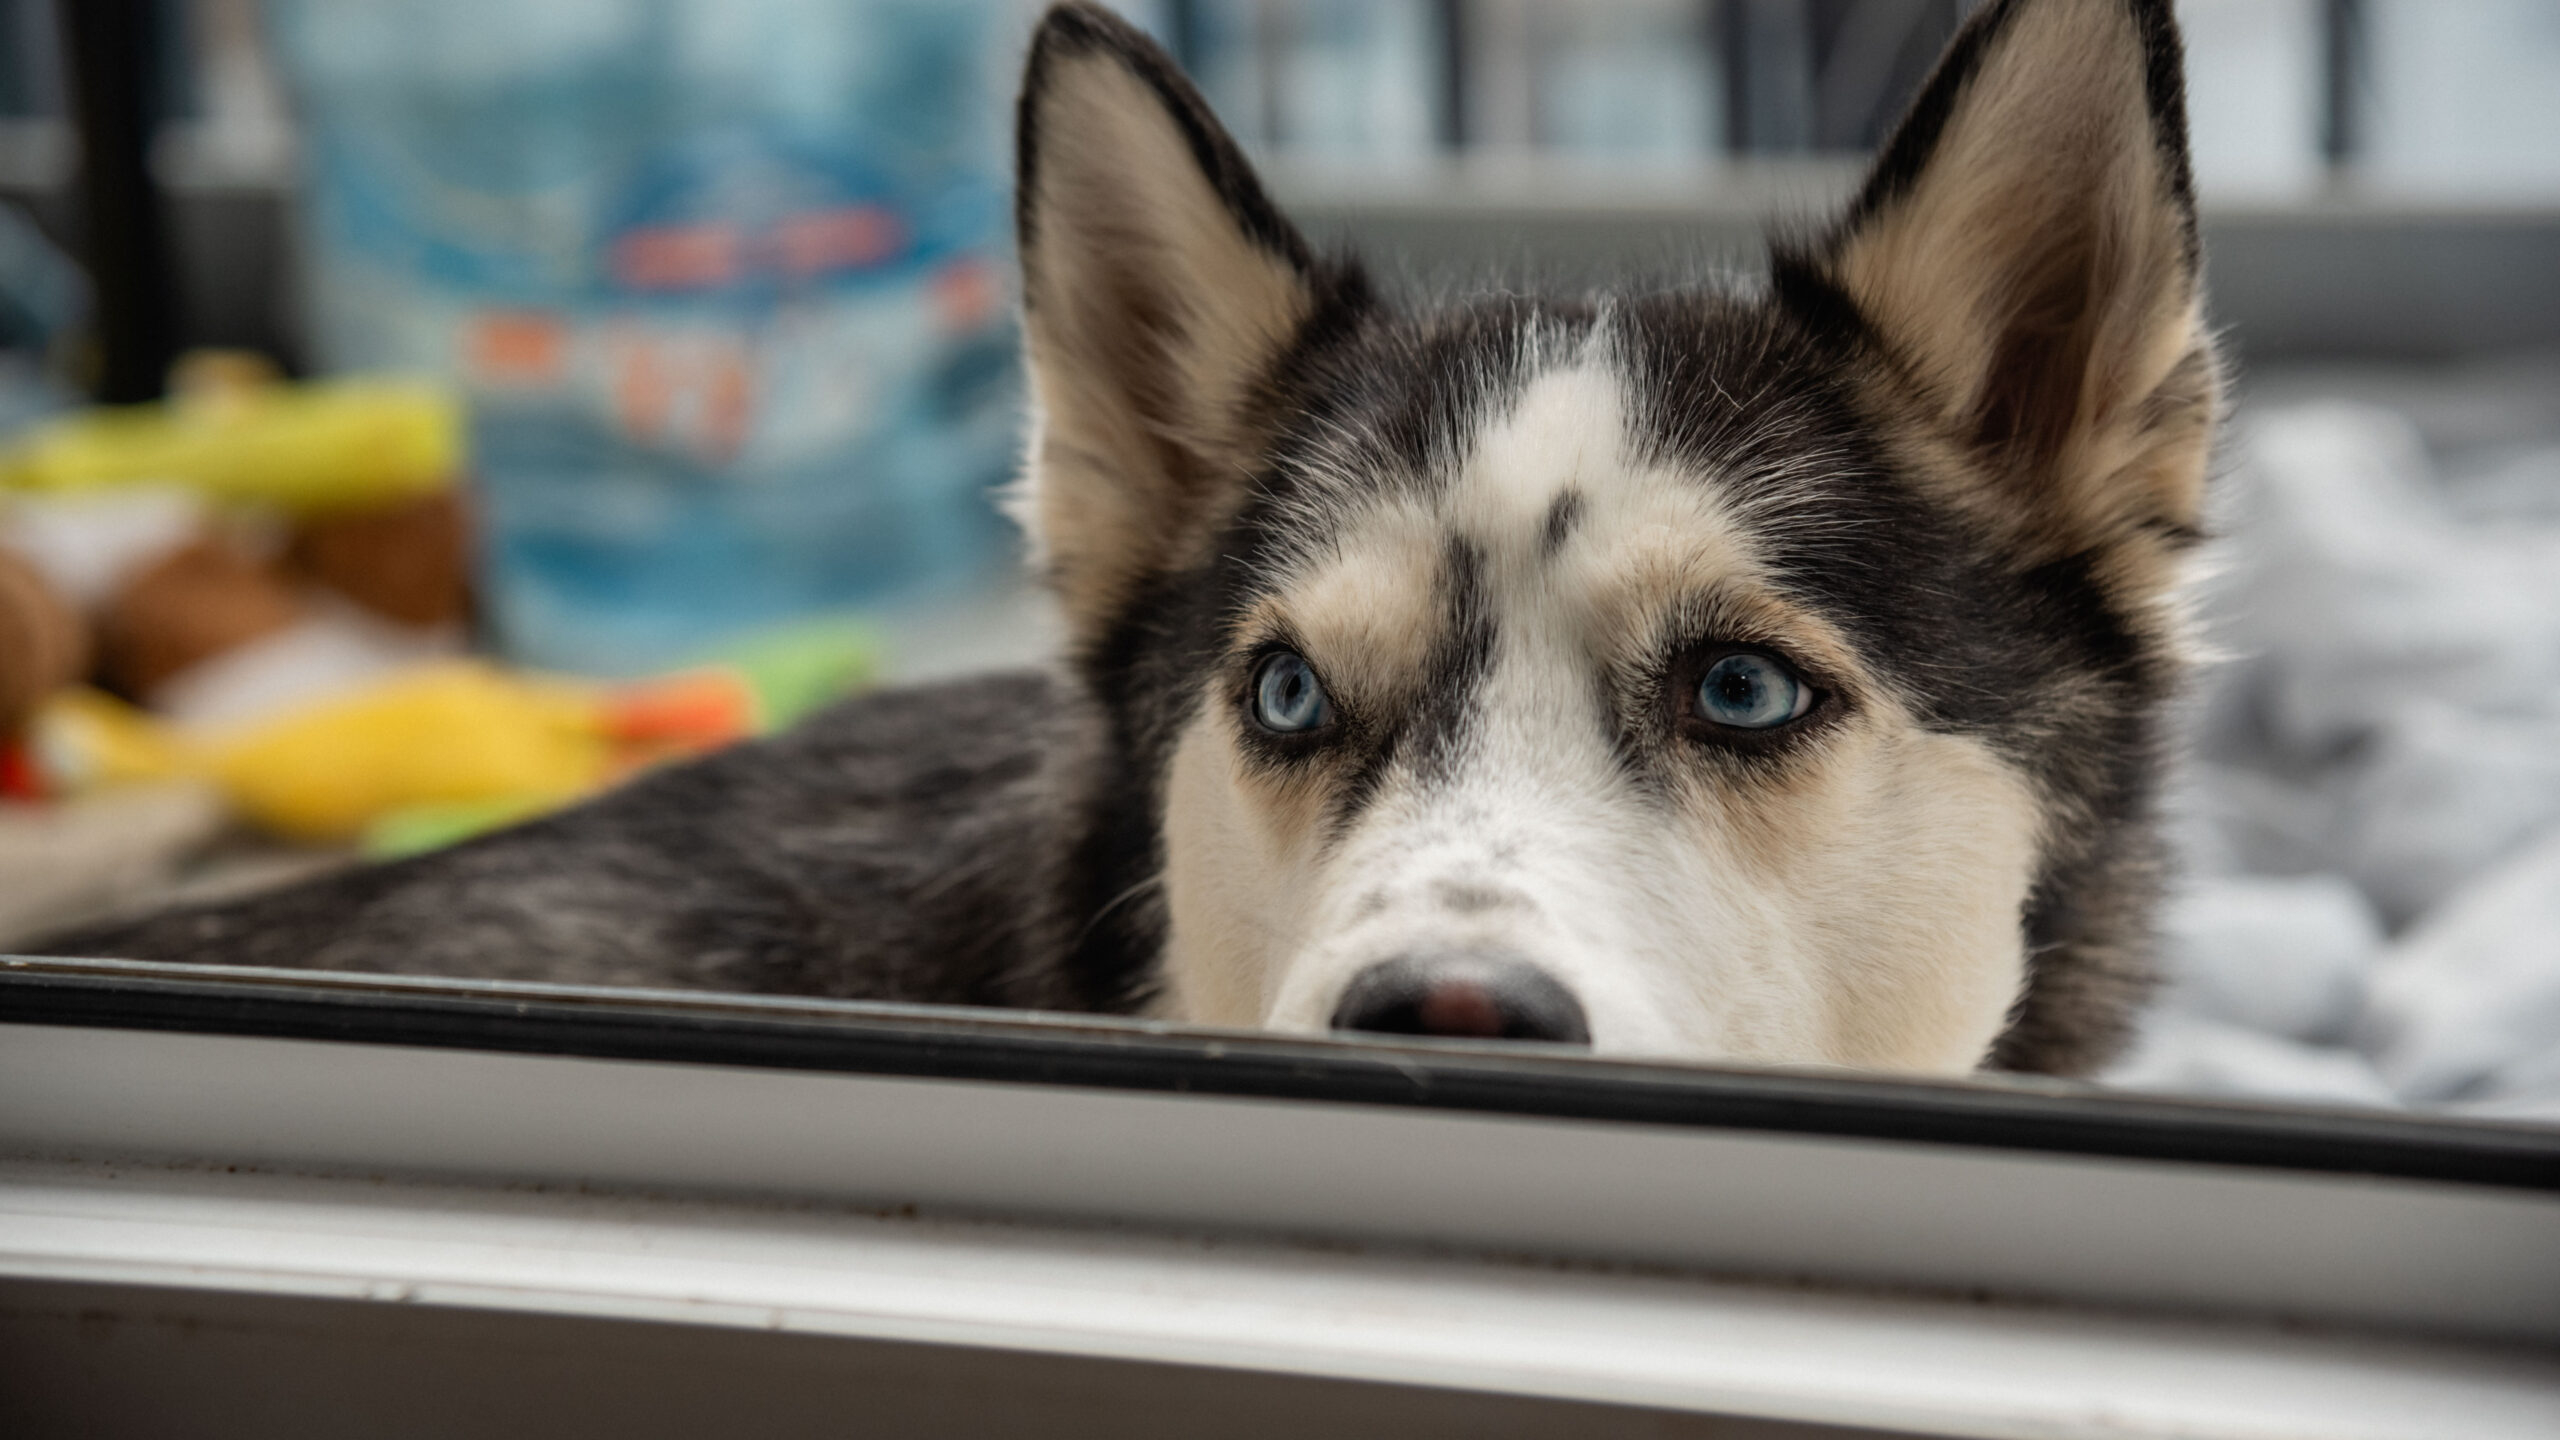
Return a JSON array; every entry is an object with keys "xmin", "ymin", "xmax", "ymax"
[{"xmin": 1158, "ymin": 347, "xmax": 2045, "ymax": 1072}]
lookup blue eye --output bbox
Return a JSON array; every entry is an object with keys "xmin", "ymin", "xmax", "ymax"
[
  {"xmin": 1695, "ymin": 652, "xmax": 1813, "ymax": 730},
  {"xmin": 1252, "ymin": 651, "xmax": 1332, "ymax": 733}
]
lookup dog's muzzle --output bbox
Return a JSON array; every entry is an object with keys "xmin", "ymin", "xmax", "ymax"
[{"xmin": 1327, "ymin": 951, "xmax": 1591, "ymax": 1046}]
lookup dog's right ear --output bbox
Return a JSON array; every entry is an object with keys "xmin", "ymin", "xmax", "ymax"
[{"xmin": 1014, "ymin": 3, "xmax": 1334, "ymax": 650}]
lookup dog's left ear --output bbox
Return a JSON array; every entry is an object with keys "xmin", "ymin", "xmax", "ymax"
[
  {"xmin": 1787, "ymin": 0, "xmax": 2218, "ymax": 567},
  {"xmin": 1013, "ymin": 3, "xmax": 1340, "ymax": 652}
]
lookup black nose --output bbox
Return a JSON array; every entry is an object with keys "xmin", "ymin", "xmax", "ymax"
[{"xmin": 1328, "ymin": 953, "xmax": 1591, "ymax": 1045}]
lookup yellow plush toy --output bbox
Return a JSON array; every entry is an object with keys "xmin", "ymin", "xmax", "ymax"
[
  {"xmin": 37, "ymin": 663, "xmax": 610, "ymax": 843},
  {"xmin": 30, "ymin": 619, "xmax": 871, "ymax": 852},
  {"xmin": 2, "ymin": 376, "xmax": 460, "ymax": 514}
]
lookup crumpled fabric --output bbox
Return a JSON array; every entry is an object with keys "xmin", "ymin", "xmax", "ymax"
[{"xmin": 2102, "ymin": 381, "xmax": 2560, "ymax": 1121}]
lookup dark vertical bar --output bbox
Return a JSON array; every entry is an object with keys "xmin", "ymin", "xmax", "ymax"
[
  {"xmin": 57, "ymin": 0, "xmax": 178, "ymax": 402},
  {"xmin": 1433, "ymin": 0, "xmax": 1467, "ymax": 152},
  {"xmin": 1254, "ymin": 0, "xmax": 1284, "ymax": 150},
  {"xmin": 2, "ymin": 0, "xmax": 50, "ymax": 116},
  {"xmin": 1165, "ymin": 0, "xmax": 1204, "ymax": 74},
  {"xmin": 1717, "ymin": 0, "xmax": 1749, "ymax": 155},
  {"xmin": 2319, "ymin": 0, "xmax": 2363, "ymax": 167},
  {"xmin": 1727, "ymin": 0, "xmax": 1815, "ymax": 155},
  {"xmin": 1701, "ymin": 0, "xmax": 1730, "ymax": 156}
]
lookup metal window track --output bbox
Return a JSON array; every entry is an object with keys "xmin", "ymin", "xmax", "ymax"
[{"xmin": 2, "ymin": 955, "xmax": 2555, "ymax": 1439}]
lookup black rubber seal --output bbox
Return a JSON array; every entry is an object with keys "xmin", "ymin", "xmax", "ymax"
[{"xmin": 4, "ymin": 955, "xmax": 2555, "ymax": 1192}]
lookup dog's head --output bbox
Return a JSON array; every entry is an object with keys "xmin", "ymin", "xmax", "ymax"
[{"xmin": 1011, "ymin": 0, "xmax": 2217, "ymax": 1074}]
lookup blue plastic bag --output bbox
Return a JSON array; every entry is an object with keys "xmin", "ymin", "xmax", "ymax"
[{"xmin": 272, "ymin": 0, "xmax": 1022, "ymax": 671}]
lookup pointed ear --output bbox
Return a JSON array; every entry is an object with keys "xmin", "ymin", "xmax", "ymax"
[
  {"xmin": 1013, "ymin": 3, "xmax": 1342, "ymax": 649},
  {"xmin": 1787, "ymin": 0, "xmax": 2220, "ymax": 569}
]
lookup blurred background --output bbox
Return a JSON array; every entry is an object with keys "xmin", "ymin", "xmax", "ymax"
[{"xmin": 0, "ymin": 0, "xmax": 2555, "ymax": 1118}]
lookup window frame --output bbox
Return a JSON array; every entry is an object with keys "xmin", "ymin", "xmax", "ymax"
[{"xmin": 5, "ymin": 953, "xmax": 2558, "ymax": 1435}]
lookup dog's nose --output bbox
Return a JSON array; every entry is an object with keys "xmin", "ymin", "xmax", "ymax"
[{"xmin": 1328, "ymin": 953, "xmax": 1590, "ymax": 1045}]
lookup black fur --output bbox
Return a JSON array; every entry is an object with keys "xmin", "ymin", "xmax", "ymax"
[
  {"xmin": 33, "ymin": 673, "xmax": 1096, "ymax": 1008},
  {"xmin": 1538, "ymin": 490, "xmax": 1585, "ymax": 559}
]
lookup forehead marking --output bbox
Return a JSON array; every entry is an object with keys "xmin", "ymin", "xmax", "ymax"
[
  {"xmin": 1540, "ymin": 490, "xmax": 1584, "ymax": 560},
  {"xmin": 1451, "ymin": 361, "xmax": 1625, "ymax": 563},
  {"xmin": 1258, "ymin": 348, "xmax": 1870, "ymax": 840}
]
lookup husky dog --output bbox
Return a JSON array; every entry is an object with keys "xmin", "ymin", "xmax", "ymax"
[{"xmin": 32, "ymin": 0, "xmax": 2218, "ymax": 1076}]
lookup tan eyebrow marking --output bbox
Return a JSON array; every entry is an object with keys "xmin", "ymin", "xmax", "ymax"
[{"xmin": 1239, "ymin": 497, "xmax": 1446, "ymax": 713}]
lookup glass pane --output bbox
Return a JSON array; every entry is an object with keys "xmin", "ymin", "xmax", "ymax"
[
  {"xmin": 2, "ymin": 0, "xmax": 2555, "ymax": 1150},
  {"xmin": 2364, "ymin": 0, "xmax": 2560, "ymax": 196},
  {"xmin": 2180, "ymin": 0, "xmax": 2325, "ymax": 198},
  {"xmin": 1531, "ymin": 0, "xmax": 1721, "ymax": 163}
]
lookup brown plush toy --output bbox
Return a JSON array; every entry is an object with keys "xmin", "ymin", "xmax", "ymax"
[
  {"xmin": 94, "ymin": 537, "xmax": 307, "ymax": 701},
  {"xmin": 288, "ymin": 490, "xmax": 474, "ymax": 629},
  {"xmin": 0, "ymin": 546, "xmax": 88, "ymax": 737}
]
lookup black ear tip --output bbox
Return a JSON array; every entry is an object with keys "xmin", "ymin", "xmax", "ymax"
[
  {"xmin": 2124, "ymin": 0, "xmax": 2202, "ymax": 203},
  {"xmin": 1033, "ymin": 1, "xmax": 1120, "ymax": 37},
  {"xmin": 1827, "ymin": 0, "xmax": 2201, "ymax": 259},
  {"xmin": 1020, "ymin": 3, "xmax": 1191, "ymax": 128},
  {"xmin": 1027, "ymin": 2, "xmax": 1170, "ymax": 71},
  {"xmin": 1013, "ymin": 0, "xmax": 1312, "ymax": 274},
  {"xmin": 1018, "ymin": 3, "xmax": 1182, "ymax": 242}
]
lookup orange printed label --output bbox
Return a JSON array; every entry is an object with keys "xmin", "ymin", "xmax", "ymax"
[{"xmin": 465, "ymin": 311, "xmax": 568, "ymax": 388}]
